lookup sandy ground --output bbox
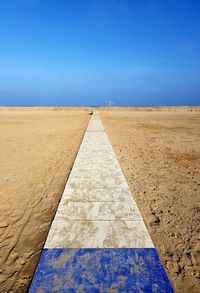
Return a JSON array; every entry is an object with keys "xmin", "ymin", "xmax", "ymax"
[
  {"xmin": 0, "ymin": 109, "xmax": 89, "ymax": 292},
  {"xmin": 101, "ymin": 110, "xmax": 200, "ymax": 293}
]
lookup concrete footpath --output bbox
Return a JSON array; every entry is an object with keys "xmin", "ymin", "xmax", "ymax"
[{"xmin": 29, "ymin": 111, "xmax": 173, "ymax": 292}]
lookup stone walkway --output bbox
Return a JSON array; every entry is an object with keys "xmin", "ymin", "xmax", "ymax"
[{"xmin": 29, "ymin": 111, "xmax": 173, "ymax": 292}]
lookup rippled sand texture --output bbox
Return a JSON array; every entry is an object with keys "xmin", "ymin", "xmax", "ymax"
[
  {"xmin": 0, "ymin": 109, "xmax": 89, "ymax": 292},
  {"xmin": 101, "ymin": 109, "xmax": 200, "ymax": 293}
]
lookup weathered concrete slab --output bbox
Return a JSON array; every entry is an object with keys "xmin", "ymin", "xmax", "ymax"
[
  {"xmin": 62, "ymin": 187, "xmax": 133, "ymax": 202},
  {"xmin": 68, "ymin": 175, "xmax": 128, "ymax": 190},
  {"xmin": 45, "ymin": 220, "xmax": 153, "ymax": 248},
  {"xmin": 72, "ymin": 163, "xmax": 120, "ymax": 172},
  {"xmin": 86, "ymin": 123, "xmax": 104, "ymax": 131},
  {"xmin": 75, "ymin": 150, "xmax": 116, "ymax": 161},
  {"xmin": 73, "ymin": 156, "xmax": 121, "ymax": 171},
  {"xmin": 82, "ymin": 134, "xmax": 109, "ymax": 144},
  {"xmin": 69, "ymin": 170, "xmax": 124, "ymax": 182},
  {"xmin": 55, "ymin": 202, "xmax": 142, "ymax": 221},
  {"xmin": 78, "ymin": 145, "xmax": 113, "ymax": 152}
]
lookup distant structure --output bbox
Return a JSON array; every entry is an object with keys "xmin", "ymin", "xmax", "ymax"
[
  {"xmin": 104, "ymin": 100, "xmax": 115, "ymax": 107},
  {"xmin": 103, "ymin": 100, "xmax": 115, "ymax": 107}
]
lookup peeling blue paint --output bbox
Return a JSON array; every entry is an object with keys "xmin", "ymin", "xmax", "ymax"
[{"xmin": 29, "ymin": 248, "xmax": 173, "ymax": 292}]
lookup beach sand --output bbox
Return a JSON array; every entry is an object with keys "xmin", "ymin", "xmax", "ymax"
[
  {"xmin": 1, "ymin": 107, "xmax": 200, "ymax": 292},
  {"xmin": 101, "ymin": 109, "xmax": 200, "ymax": 293},
  {"xmin": 0, "ymin": 108, "xmax": 89, "ymax": 292}
]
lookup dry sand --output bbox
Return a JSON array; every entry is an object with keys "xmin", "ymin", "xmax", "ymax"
[
  {"xmin": 101, "ymin": 109, "xmax": 200, "ymax": 293},
  {"xmin": 1, "ymin": 106, "xmax": 199, "ymax": 292},
  {"xmin": 0, "ymin": 108, "xmax": 89, "ymax": 292}
]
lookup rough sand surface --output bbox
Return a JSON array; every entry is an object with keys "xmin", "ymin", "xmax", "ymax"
[
  {"xmin": 0, "ymin": 109, "xmax": 89, "ymax": 292},
  {"xmin": 0, "ymin": 107, "xmax": 91, "ymax": 112},
  {"xmin": 101, "ymin": 110, "xmax": 200, "ymax": 293},
  {"xmin": 100, "ymin": 106, "xmax": 200, "ymax": 112}
]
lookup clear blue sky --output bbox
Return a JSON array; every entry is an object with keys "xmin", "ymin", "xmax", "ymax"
[{"xmin": 0, "ymin": 0, "xmax": 200, "ymax": 106}]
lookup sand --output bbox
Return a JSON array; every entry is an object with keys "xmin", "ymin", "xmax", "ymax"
[
  {"xmin": 1, "ymin": 107, "xmax": 200, "ymax": 292},
  {"xmin": 100, "ymin": 110, "xmax": 200, "ymax": 293},
  {"xmin": 0, "ymin": 109, "xmax": 89, "ymax": 292}
]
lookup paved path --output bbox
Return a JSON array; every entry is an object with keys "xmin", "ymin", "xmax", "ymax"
[{"xmin": 29, "ymin": 111, "xmax": 173, "ymax": 292}]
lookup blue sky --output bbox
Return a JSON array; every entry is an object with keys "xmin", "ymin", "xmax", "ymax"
[{"xmin": 0, "ymin": 0, "xmax": 200, "ymax": 106}]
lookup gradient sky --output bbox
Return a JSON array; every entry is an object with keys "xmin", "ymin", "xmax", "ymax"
[{"xmin": 0, "ymin": 0, "xmax": 200, "ymax": 106}]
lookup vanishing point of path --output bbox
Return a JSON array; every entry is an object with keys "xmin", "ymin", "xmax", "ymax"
[{"xmin": 29, "ymin": 110, "xmax": 173, "ymax": 292}]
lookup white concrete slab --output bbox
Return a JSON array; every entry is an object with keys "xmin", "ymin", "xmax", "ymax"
[
  {"xmin": 75, "ymin": 150, "xmax": 116, "ymax": 161},
  {"xmin": 55, "ymin": 202, "xmax": 142, "ymax": 221},
  {"xmin": 83, "ymin": 134, "xmax": 109, "ymax": 141},
  {"xmin": 78, "ymin": 145, "xmax": 113, "ymax": 153},
  {"xmin": 45, "ymin": 220, "xmax": 153, "ymax": 248},
  {"xmin": 61, "ymin": 187, "xmax": 133, "ymax": 202},
  {"xmin": 68, "ymin": 175, "xmax": 128, "ymax": 190},
  {"xmin": 72, "ymin": 156, "xmax": 121, "ymax": 170},
  {"xmin": 69, "ymin": 169, "xmax": 123, "ymax": 180},
  {"xmin": 71, "ymin": 163, "xmax": 120, "ymax": 172}
]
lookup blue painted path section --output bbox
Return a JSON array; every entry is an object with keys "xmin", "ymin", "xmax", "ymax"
[{"xmin": 29, "ymin": 248, "xmax": 173, "ymax": 293}]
